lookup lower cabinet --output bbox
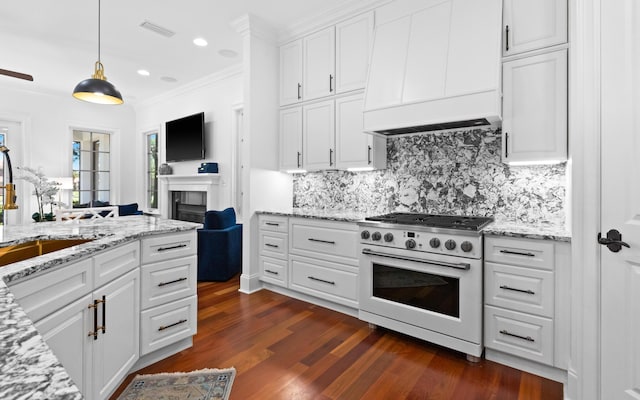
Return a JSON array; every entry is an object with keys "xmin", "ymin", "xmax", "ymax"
[
  {"xmin": 9, "ymin": 230, "xmax": 198, "ymax": 400},
  {"xmin": 35, "ymin": 267, "xmax": 140, "ymax": 400},
  {"xmin": 258, "ymin": 215, "xmax": 359, "ymax": 312}
]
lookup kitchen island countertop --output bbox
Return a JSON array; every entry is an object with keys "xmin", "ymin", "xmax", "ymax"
[{"xmin": 0, "ymin": 216, "xmax": 201, "ymax": 400}]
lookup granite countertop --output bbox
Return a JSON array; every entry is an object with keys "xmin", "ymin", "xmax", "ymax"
[
  {"xmin": 257, "ymin": 209, "xmax": 571, "ymax": 242},
  {"xmin": 483, "ymin": 219, "xmax": 571, "ymax": 242},
  {"xmin": 0, "ymin": 216, "xmax": 201, "ymax": 400}
]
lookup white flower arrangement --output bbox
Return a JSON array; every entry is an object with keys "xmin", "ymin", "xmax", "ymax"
[{"xmin": 17, "ymin": 166, "xmax": 62, "ymax": 221}]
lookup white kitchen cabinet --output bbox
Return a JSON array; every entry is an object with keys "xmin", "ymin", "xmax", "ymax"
[
  {"xmin": 279, "ymin": 39, "xmax": 303, "ymax": 106},
  {"xmin": 303, "ymin": 27, "xmax": 335, "ymax": 102},
  {"xmin": 258, "ymin": 215, "xmax": 289, "ymax": 288},
  {"xmin": 279, "ymin": 107, "xmax": 303, "ymax": 171},
  {"xmin": 502, "ymin": 49, "xmax": 567, "ymax": 164},
  {"xmin": 35, "ymin": 293, "xmax": 93, "ymax": 396},
  {"xmin": 335, "ymin": 93, "xmax": 386, "ymax": 170},
  {"xmin": 92, "ymin": 268, "xmax": 140, "ymax": 400},
  {"xmin": 303, "ymin": 99, "xmax": 336, "ymax": 171},
  {"xmin": 335, "ymin": 12, "xmax": 374, "ymax": 94},
  {"xmin": 484, "ymin": 235, "xmax": 571, "ymax": 382},
  {"xmin": 503, "ymin": 0, "xmax": 567, "ymax": 57}
]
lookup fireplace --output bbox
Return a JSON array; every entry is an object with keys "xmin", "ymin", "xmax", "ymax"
[
  {"xmin": 171, "ymin": 191, "xmax": 206, "ymax": 223},
  {"xmin": 158, "ymin": 173, "xmax": 221, "ymax": 221}
]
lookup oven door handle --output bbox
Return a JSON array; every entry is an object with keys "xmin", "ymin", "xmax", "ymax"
[{"xmin": 361, "ymin": 248, "xmax": 471, "ymax": 270}]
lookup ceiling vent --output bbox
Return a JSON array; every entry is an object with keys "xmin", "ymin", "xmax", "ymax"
[{"xmin": 139, "ymin": 20, "xmax": 175, "ymax": 38}]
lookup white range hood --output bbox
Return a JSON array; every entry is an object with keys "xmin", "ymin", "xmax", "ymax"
[{"xmin": 363, "ymin": 0, "xmax": 502, "ymax": 136}]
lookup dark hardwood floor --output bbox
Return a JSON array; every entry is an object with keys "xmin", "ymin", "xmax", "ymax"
[{"xmin": 110, "ymin": 276, "xmax": 563, "ymax": 399}]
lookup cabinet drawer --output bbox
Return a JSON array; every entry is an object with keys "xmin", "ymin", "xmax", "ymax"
[
  {"xmin": 140, "ymin": 295, "xmax": 197, "ymax": 356},
  {"xmin": 485, "ymin": 305, "xmax": 554, "ymax": 365},
  {"xmin": 9, "ymin": 258, "xmax": 93, "ymax": 322},
  {"xmin": 141, "ymin": 256, "xmax": 197, "ymax": 310},
  {"xmin": 259, "ymin": 215, "xmax": 288, "ymax": 233},
  {"xmin": 93, "ymin": 241, "xmax": 140, "ymax": 288},
  {"xmin": 259, "ymin": 256, "xmax": 287, "ymax": 287},
  {"xmin": 290, "ymin": 219, "xmax": 358, "ymax": 265},
  {"xmin": 259, "ymin": 231, "xmax": 288, "ymax": 259},
  {"xmin": 290, "ymin": 255, "xmax": 358, "ymax": 308},
  {"xmin": 485, "ymin": 262, "xmax": 554, "ymax": 317},
  {"xmin": 485, "ymin": 236, "xmax": 555, "ymax": 270},
  {"xmin": 141, "ymin": 231, "xmax": 197, "ymax": 265}
]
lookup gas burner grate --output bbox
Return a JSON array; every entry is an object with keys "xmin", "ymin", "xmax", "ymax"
[{"xmin": 365, "ymin": 212, "xmax": 493, "ymax": 231}]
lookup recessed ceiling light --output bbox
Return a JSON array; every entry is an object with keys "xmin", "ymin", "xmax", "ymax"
[
  {"xmin": 137, "ymin": 69, "xmax": 150, "ymax": 76},
  {"xmin": 160, "ymin": 76, "xmax": 178, "ymax": 83},
  {"xmin": 193, "ymin": 38, "xmax": 208, "ymax": 47},
  {"xmin": 218, "ymin": 49, "xmax": 238, "ymax": 58}
]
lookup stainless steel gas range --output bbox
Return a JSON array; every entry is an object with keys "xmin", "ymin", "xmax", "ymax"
[{"xmin": 358, "ymin": 212, "xmax": 493, "ymax": 361}]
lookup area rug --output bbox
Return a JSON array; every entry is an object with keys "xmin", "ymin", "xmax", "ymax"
[{"xmin": 117, "ymin": 368, "xmax": 236, "ymax": 400}]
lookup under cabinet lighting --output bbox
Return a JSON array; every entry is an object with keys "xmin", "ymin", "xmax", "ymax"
[
  {"xmin": 507, "ymin": 160, "xmax": 566, "ymax": 166},
  {"xmin": 347, "ymin": 167, "xmax": 375, "ymax": 172},
  {"xmin": 285, "ymin": 169, "xmax": 307, "ymax": 174}
]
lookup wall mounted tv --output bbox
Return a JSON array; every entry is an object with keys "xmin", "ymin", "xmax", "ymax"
[{"xmin": 165, "ymin": 112, "xmax": 206, "ymax": 162}]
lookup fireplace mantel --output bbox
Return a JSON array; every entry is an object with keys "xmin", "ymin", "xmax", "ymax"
[{"xmin": 159, "ymin": 173, "xmax": 221, "ymax": 218}]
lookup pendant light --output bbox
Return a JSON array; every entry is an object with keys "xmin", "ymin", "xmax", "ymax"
[{"xmin": 72, "ymin": 0, "xmax": 123, "ymax": 105}]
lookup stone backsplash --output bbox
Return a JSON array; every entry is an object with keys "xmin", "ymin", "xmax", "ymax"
[{"xmin": 292, "ymin": 127, "xmax": 567, "ymax": 225}]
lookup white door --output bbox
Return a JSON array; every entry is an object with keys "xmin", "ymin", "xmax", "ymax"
[
  {"xmin": 36, "ymin": 293, "xmax": 93, "ymax": 398},
  {"xmin": 303, "ymin": 100, "xmax": 335, "ymax": 171},
  {"xmin": 279, "ymin": 39, "xmax": 303, "ymax": 106},
  {"xmin": 279, "ymin": 107, "xmax": 303, "ymax": 171},
  {"xmin": 335, "ymin": 12, "xmax": 373, "ymax": 94},
  {"xmin": 303, "ymin": 27, "xmax": 335, "ymax": 101},
  {"xmin": 335, "ymin": 93, "xmax": 371, "ymax": 170},
  {"xmin": 502, "ymin": 0, "xmax": 567, "ymax": 56},
  {"xmin": 93, "ymin": 269, "xmax": 139, "ymax": 400},
  {"xmin": 600, "ymin": 1, "xmax": 640, "ymax": 398}
]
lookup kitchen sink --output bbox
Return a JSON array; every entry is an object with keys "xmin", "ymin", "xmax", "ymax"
[{"xmin": 0, "ymin": 239, "xmax": 93, "ymax": 267}]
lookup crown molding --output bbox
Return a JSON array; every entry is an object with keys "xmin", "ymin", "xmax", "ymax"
[
  {"xmin": 231, "ymin": 13, "xmax": 278, "ymax": 44},
  {"xmin": 278, "ymin": 0, "xmax": 392, "ymax": 44},
  {"xmin": 135, "ymin": 64, "xmax": 243, "ymax": 109}
]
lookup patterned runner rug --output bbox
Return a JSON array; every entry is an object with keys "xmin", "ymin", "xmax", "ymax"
[{"xmin": 117, "ymin": 368, "xmax": 236, "ymax": 400}]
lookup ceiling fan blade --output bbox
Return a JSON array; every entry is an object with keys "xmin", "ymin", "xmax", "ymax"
[{"xmin": 0, "ymin": 69, "xmax": 33, "ymax": 81}]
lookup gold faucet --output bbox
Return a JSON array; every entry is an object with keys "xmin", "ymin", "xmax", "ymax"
[{"xmin": 0, "ymin": 146, "xmax": 18, "ymax": 210}]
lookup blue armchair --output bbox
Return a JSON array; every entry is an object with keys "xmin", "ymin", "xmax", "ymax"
[{"xmin": 197, "ymin": 208, "xmax": 242, "ymax": 281}]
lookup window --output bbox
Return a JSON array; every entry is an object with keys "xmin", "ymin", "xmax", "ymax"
[
  {"xmin": 146, "ymin": 132, "xmax": 158, "ymax": 210},
  {"xmin": 72, "ymin": 131, "xmax": 110, "ymax": 206}
]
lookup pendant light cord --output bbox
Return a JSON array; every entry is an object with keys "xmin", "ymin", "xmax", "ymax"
[{"xmin": 97, "ymin": 0, "xmax": 101, "ymax": 63}]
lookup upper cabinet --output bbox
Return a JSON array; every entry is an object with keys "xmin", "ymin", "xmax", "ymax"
[
  {"xmin": 335, "ymin": 12, "xmax": 374, "ymax": 94},
  {"xmin": 502, "ymin": 49, "xmax": 568, "ymax": 164},
  {"xmin": 279, "ymin": 107, "xmax": 303, "ymax": 171},
  {"xmin": 280, "ymin": 12, "xmax": 374, "ymax": 107},
  {"xmin": 279, "ymin": 40, "xmax": 303, "ymax": 106},
  {"xmin": 303, "ymin": 27, "xmax": 336, "ymax": 102},
  {"xmin": 503, "ymin": 0, "xmax": 568, "ymax": 57}
]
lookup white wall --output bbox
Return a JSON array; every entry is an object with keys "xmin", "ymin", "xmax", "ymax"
[
  {"xmin": 0, "ymin": 86, "xmax": 136, "ymax": 223},
  {"xmin": 134, "ymin": 67, "xmax": 244, "ymax": 214}
]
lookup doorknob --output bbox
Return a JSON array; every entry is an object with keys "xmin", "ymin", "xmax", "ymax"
[{"xmin": 598, "ymin": 229, "xmax": 630, "ymax": 252}]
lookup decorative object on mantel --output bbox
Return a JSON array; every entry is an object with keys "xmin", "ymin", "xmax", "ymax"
[
  {"xmin": 159, "ymin": 163, "xmax": 173, "ymax": 175},
  {"xmin": 17, "ymin": 167, "xmax": 61, "ymax": 222},
  {"xmin": 116, "ymin": 368, "xmax": 236, "ymax": 400},
  {"xmin": 198, "ymin": 162, "xmax": 218, "ymax": 173},
  {"xmin": 72, "ymin": 0, "xmax": 123, "ymax": 105}
]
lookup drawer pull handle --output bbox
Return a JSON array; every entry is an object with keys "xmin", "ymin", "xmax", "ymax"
[
  {"xmin": 158, "ymin": 244, "xmax": 187, "ymax": 252},
  {"xmin": 499, "ymin": 249, "xmax": 535, "ymax": 257},
  {"xmin": 265, "ymin": 269, "xmax": 279, "ymax": 275},
  {"xmin": 159, "ymin": 319, "xmax": 188, "ymax": 331},
  {"xmin": 265, "ymin": 222, "xmax": 280, "ymax": 226},
  {"xmin": 499, "ymin": 285, "xmax": 535, "ymax": 295},
  {"xmin": 308, "ymin": 276, "xmax": 335, "ymax": 285},
  {"xmin": 308, "ymin": 238, "xmax": 336, "ymax": 245},
  {"xmin": 499, "ymin": 329, "xmax": 535, "ymax": 342},
  {"xmin": 158, "ymin": 277, "xmax": 188, "ymax": 287},
  {"xmin": 265, "ymin": 243, "xmax": 279, "ymax": 248}
]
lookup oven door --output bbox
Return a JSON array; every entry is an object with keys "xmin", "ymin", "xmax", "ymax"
[{"xmin": 359, "ymin": 245, "xmax": 482, "ymax": 345}]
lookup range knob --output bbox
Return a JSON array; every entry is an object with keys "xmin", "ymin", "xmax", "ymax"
[
  {"xmin": 372, "ymin": 232, "xmax": 382, "ymax": 241},
  {"xmin": 405, "ymin": 239, "xmax": 416, "ymax": 249},
  {"xmin": 361, "ymin": 230, "xmax": 370, "ymax": 240},
  {"xmin": 384, "ymin": 233, "xmax": 394, "ymax": 242},
  {"xmin": 429, "ymin": 238, "xmax": 441, "ymax": 248},
  {"xmin": 461, "ymin": 241, "xmax": 473, "ymax": 252},
  {"xmin": 445, "ymin": 239, "xmax": 457, "ymax": 250}
]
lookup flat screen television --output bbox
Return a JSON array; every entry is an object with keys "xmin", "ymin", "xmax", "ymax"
[{"xmin": 165, "ymin": 112, "xmax": 206, "ymax": 162}]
